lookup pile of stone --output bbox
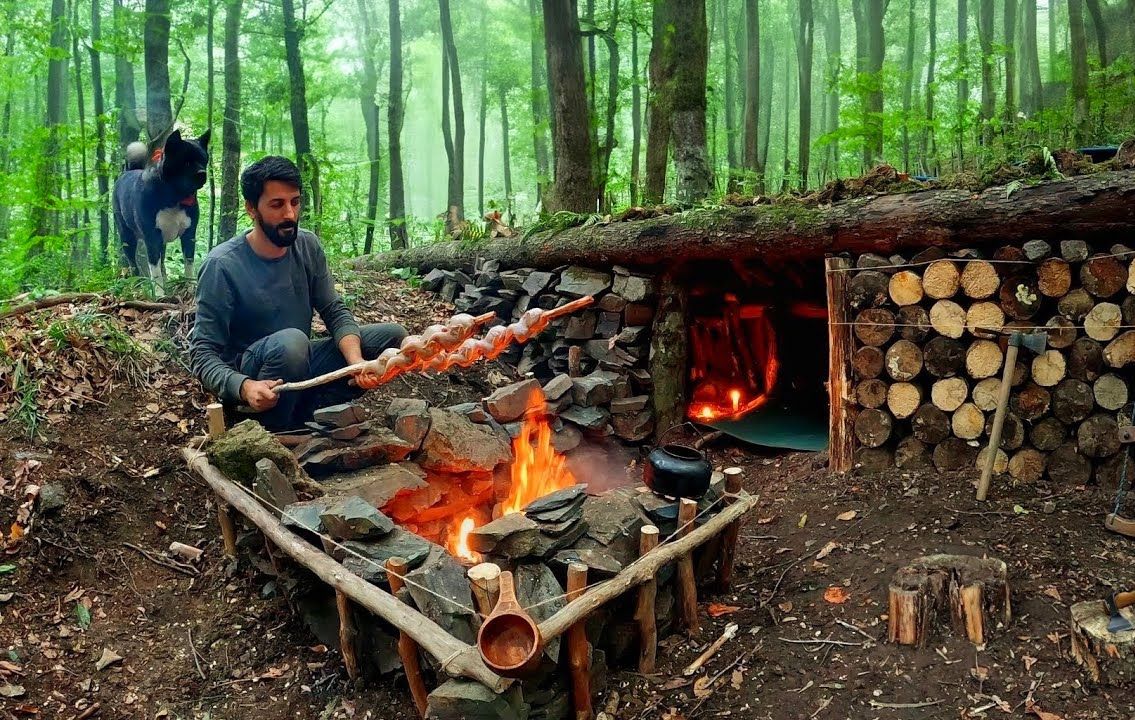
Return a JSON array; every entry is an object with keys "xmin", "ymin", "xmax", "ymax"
[{"xmin": 420, "ymin": 263, "xmax": 657, "ymax": 443}]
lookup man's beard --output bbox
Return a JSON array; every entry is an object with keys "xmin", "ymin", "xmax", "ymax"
[{"xmin": 259, "ymin": 215, "xmax": 299, "ymax": 247}]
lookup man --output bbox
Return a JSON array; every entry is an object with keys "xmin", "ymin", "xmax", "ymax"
[{"xmin": 189, "ymin": 156, "xmax": 406, "ymax": 430}]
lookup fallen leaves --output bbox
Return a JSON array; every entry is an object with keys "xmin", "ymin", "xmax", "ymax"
[
  {"xmin": 707, "ymin": 603, "xmax": 740, "ymax": 618},
  {"xmin": 815, "ymin": 541, "xmax": 839, "ymax": 560},
  {"xmin": 823, "ymin": 586, "xmax": 850, "ymax": 604},
  {"xmin": 95, "ymin": 648, "xmax": 123, "ymax": 671},
  {"xmin": 836, "ymin": 510, "xmax": 858, "ymax": 521},
  {"xmin": 0, "ymin": 684, "xmax": 25, "ymax": 698}
]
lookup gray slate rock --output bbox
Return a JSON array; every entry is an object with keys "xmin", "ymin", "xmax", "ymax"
[
  {"xmin": 596, "ymin": 293, "xmax": 628, "ymax": 312},
  {"xmin": 522, "ymin": 270, "xmax": 555, "ymax": 296},
  {"xmin": 419, "ymin": 409, "xmax": 512, "ymax": 473},
  {"xmin": 543, "ymin": 374, "xmax": 574, "ymax": 401},
  {"xmin": 564, "ymin": 312, "xmax": 598, "ymax": 340},
  {"xmin": 572, "ymin": 370, "xmax": 618, "ymax": 406},
  {"xmin": 313, "ymin": 403, "xmax": 368, "ymax": 428},
  {"xmin": 37, "ymin": 481, "xmax": 67, "ymax": 514},
  {"xmin": 253, "ymin": 458, "xmax": 298, "ymax": 513},
  {"xmin": 612, "ymin": 409, "xmax": 654, "ymax": 441},
  {"xmin": 1023, "ymin": 239, "xmax": 1053, "ymax": 261},
  {"xmin": 523, "ymin": 484, "xmax": 588, "ymax": 515},
  {"xmin": 527, "ymin": 495, "xmax": 586, "ymax": 524},
  {"xmin": 551, "ymin": 425, "xmax": 582, "ymax": 454},
  {"xmin": 483, "ymin": 378, "xmax": 544, "ymax": 423},
  {"xmin": 282, "ymin": 499, "xmax": 329, "ymax": 534},
  {"xmin": 552, "ymin": 547, "xmax": 623, "ymax": 577},
  {"xmin": 612, "ymin": 272, "xmax": 654, "ymax": 303},
  {"xmin": 610, "ymin": 395, "xmax": 649, "ymax": 414},
  {"xmin": 616, "ymin": 326, "xmax": 649, "ymax": 346},
  {"xmin": 421, "ymin": 268, "xmax": 449, "ymax": 292},
  {"xmin": 319, "ymin": 496, "xmax": 394, "ymax": 540},
  {"xmin": 560, "ymin": 405, "xmax": 610, "ymax": 431},
  {"xmin": 387, "ymin": 398, "xmax": 432, "ymax": 449},
  {"xmin": 556, "ymin": 266, "xmax": 612, "ymax": 298},
  {"xmin": 340, "ymin": 530, "xmax": 433, "ymax": 583},
  {"xmin": 515, "ymin": 563, "xmax": 565, "ymax": 661},
  {"xmin": 336, "ymin": 428, "xmax": 416, "ymax": 468},
  {"xmin": 468, "ymin": 512, "xmax": 539, "ymax": 554},
  {"xmin": 445, "ymin": 402, "xmax": 489, "ymax": 423},
  {"xmin": 1061, "ymin": 240, "xmax": 1090, "ymax": 262},
  {"xmin": 425, "ymin": 679, "xmax": 528, "ymax": 720},
  {"xmin": 406, "ymin": 548, "xmax": 478, "ymax": 645},
  {"xmin": 321, "ymin": 462, "xmax": 428, "ymax": 508}
]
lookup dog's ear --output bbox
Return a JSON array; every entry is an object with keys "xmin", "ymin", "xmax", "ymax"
[
  {"xmin": 197, "ymin": 129, "xmax": 211, "ymax": 150},
  {"xmin": 165, "ymin": 129, "xmax": 183, "ymax": 146}
]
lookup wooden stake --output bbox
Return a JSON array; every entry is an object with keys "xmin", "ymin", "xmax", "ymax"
[
  {"xmin": 566, "ymin": 562, "xmax": 592, "ymax": 720},
  {"xmin": 825, "ymin": 257, "xmax": 855, "ymax": 473},
  {"xmin": 181, "ymin": 448, "xmax": 508, "ymax": 691},
  {"xmin": 717, "ymin": 468, "xmax": 744, "ymax": 592},
  {"xmin": 321, "ymin": 539, "xmax": 360, "ymax": 681},
  {"xmin": 468, "ymin": 562, "xmax": 502, "ymax": 618},
  {"xmin": 635, "ymin": 525, "xmax": 659, "ymax": 673},
  {"xmin": 677, "ymin": 499, "xmax": 700, "ymax": 636},
  {"xmin": 205, "ymin": 403, "xmax": 238, "ymax": 557},
  {"xmin": 388, "ymin": 557, "xmax": 430, "ymax": 717}
]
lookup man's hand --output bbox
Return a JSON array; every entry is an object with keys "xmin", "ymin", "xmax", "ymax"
[
  {"xmin": 350, "ymin": 370, "xmax": 382, "ymax": 390},
  {"xmin": 240, "ymin": 378, "xmax": 282, "ymax": 411}
]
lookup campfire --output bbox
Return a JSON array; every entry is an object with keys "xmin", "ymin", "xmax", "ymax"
[{"xmin": 387, "ymin": 389, "xmax": 578, "ymax": 563}]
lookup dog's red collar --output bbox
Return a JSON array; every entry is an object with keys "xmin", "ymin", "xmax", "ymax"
[{"xmin": 179, "ymin": 196, "xmax": 197, "ymax": 206}]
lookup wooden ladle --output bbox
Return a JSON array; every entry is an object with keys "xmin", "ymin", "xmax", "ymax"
[{"xmin": 476, "ymin": 570, "xmax": 544, "ymax": 678}]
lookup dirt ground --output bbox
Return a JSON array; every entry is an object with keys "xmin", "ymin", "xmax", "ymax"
[{"xmin": 2, "ymin": 271, "xmax": 1134, "ymax": 720}]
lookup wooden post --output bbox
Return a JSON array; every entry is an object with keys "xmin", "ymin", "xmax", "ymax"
[
  {"xmin": 321, "ymin": 539, "xmax": 360, "ymax": 681},
  {"xmin": 717, "ymin": 467, "xmax": 744, "ymax": 592},
  {"xmin": 566, "ymin": 562, "xmax": 592, "ymax": 720},
  {"xmin": 205, "ymin": 403, "xmax": 238, "ymax": 557},
  {"xmin": 676, "ymin": 499, "xmax": 700, "ymax": 636},
  {"xmin": 825, "ymin": 256, "xmax": 855, "ymax": 473},
  {"xmin": 634, "ymin": 525, "xmax": 659, "ymax": 673},
  {"xmin": 388, "ymin": 557, "xmax": 430, "ymax": 717},
  {"xmin": 468, "ymin": 562, "xmax": 502, "ymax": 617}
]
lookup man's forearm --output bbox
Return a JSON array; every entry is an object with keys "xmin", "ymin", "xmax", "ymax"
[{"xmin": 338, "ymin": 333, "xmax": 364, "ymax": 365}]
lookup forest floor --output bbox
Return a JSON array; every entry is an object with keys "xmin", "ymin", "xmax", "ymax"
[{"xmin": 1, "ymin": 270, "xmax": 1133, "ymax": 720}]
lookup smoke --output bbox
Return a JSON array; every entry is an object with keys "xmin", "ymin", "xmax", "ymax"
[{"xmin": 565, "ymin": 438, "xmax": 640, "ymax": 495}]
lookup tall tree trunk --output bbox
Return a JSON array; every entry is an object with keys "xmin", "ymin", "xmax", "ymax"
[
  {"xmin": 742, "ymin": 0, "xmax": 762, "ymax": 193},
  {"xmin": 865, "ymin": 0, "xmax": 885, "ymax": 166},
  {"xmin": 72, "ymin": 0, "xmax": 92, "ymax": 266},
  {"xmin": 282, "ymin": 0, "xmax": 319, "ymax": 234},
  {"xmin": 477, "ymin": 3, "xmax": 488, "ymax": 219},
  {"xmin": 0, "ymin": 30, "xmax": 15, "ymax": 239},
  {"xmin": 356, "ymin": 0, "xmax": 381, "ymax": 254},
  {"xmin": 597, "ymin": 0, "xmax": 619, "ymax": 209},
  {"xmin": 758, "ymin": 30, "xmax": 773, "ymax": 176},
  {"xmin": 630, "ymin": 0, "xmax": 642, "ymax": 204},
  {"xmin": 977, "ymin": 0, "xmax": 995, "ymax": 147},
  {"xmin": 1020, "ymin": 0, "xmax": 1042, "ymax": 115},
  {"xmin": 388, "ymin": 0, "xmax": 407, "ymax": 249},
  {"xmin": 587, "ymin": 0, "xmax": 596, "ymax": 136},
  {"xmin": 823, "ymin": 0, "xmax": 840, "ymax": 181},
  {"xmin": 721, "ymin": 0, "xmax": 738, "ymax": 191},
  {"xmin": 1003, "ymin": 0, "xmax": 1017, "ymax": 128},
  {"xmin": 649, "ymin": 0, "xmax": 711, "ymax": 204},
  {"xmin": 543, "ymin": 0, "xmax": 596, "ymax": 212},
  {"xmin": 1083, "ymin": 0, "xmax": 1106, "ymax": 67},
  {"xmin": 144, "ymin": 0, "xmax": 173, "ymax": 143},
  {"xmin": 30, "ymin": 0, "xmax": 68, "ymax": 252},
  {"xmin": 90, "ymin": 0, "xmax": 110, "ymax": 263},
  {"xmin": 922, "ymin": 0, "xmax": 938, "ymax": 175},
  {"xmin": 438, "ymin": 0, "xmax": 464, "ymax": 230},
  {"xmin": 795, "ymin": 0, "xmax": 814, "ymax": 189},
  {"xmin": 1048, "ymin": 0, "xmax": 1057, "ymax": 83},
  {"xmin": 112, "ymin": 0, "xmax": 140, "ymax": 148},
  {"xmin": 499, "ymin": 85, "xmax": 513, "ymax": 222},
  {"xmin": 901, "ymin": 0, "xmax": 916, "ymax": 172},
  {"xmin": 218, "ymin": 0, "xmax": 242, "ymax": 243},
  {"xmin": 852, "ymin": 0, "xmax": 867, "ymax": 171},
  {"xmin": 206, "ymin": 0, "xmax": 216, "ymax": 249},
  {"xmin": 956, "ymin": 0, "xmax": 968, "ymax": 168},
  {"xmin": 780, "ymin": 39, "xmax": 793, "ymax": 192},
  {"xmin": 528, "ymin": 0, "xmax": 550, "ymax": 205},
  {"xmin": 1068, "ymin": 0, "xmax": 1090, "ymax": 145}
]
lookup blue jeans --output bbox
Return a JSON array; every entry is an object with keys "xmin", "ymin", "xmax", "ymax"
[{"xmin": 238, "ymin": 323, "xmax": 407, "ymax": 430}]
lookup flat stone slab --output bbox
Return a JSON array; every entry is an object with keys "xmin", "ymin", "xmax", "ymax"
[
  {"xmin": 612, "ymin": 271, "xmax": 654, "ymax": 302},
  {"xmin": 282, "ymin": 499, "xmax": 329, "ymax": 534},
  {"xmin": 523, "ymin": 484, "xmax": 588, "ymax": 515},
  {"xmin": 319, "ymin": 496, "xmax": 394, "ymax": 540},
  {"xmin": 515, "ymin": 563, "xmax": 565, "ymax": 661},
  {"xmin": 468, "ymin": 512, "xmax": 539, "ymax": 554},
  {"xmin": 425, "ymin": 679, "xmax": 528, "ymax": 720},
  {"xmin": 321, "ymin": 462, "xmax": 428, "ymax": 508},
  {"xmin": 556, "ymin": 266, "xmax": 612, "ymax": 298},
  {"xmin": 521, "ymin": 270, "xmax": 555, "ymax": 296},
  {"xmin": 543, "ymin": 374, "xmax": 574, "ymax": 401},
  {"xmin": 553, "ymin": 547, "xmax": 624, "ymax": 577},
  {"xmin": 560, "ymin": 405, "xmax": 611, "ymax": 431},
  {"xmin": 526, "ymin": 495, "xmax": 586, "ymax": 525},
  {"xmin": 340, "ymin": 529, "xmax": 433, "ymax": 583},
  {"xmin": 572, "ymin": 370, "xmax": 618, "ymax": 407},
  {"xmin": 406, "ymin": 548, "xmax": 478, "ymax": 645},
  {"xmin": 313, "ymin": 403, "xmax": 368, "ymax": 428},
  {"xmin": 253, "ymin": 458, "xmax": 298, "ymax": 513}
]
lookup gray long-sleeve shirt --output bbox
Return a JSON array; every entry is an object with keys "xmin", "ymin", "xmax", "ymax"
[{"xmin": 189, "ymin": 230, "xmax": 361, "ymax": 403}]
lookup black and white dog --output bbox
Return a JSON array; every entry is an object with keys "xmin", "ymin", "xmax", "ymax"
[{"xmin": 112, "ymin": 129, "xmax": 210, "ymax": 296}]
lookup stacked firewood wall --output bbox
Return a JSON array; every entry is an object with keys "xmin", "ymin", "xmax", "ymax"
[{"xmin": 846, "ymin": 241, "xmax": 1135, "ymax": 485}]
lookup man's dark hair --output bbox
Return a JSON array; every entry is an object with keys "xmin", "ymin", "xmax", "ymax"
[{"xmin": 241, "ymin": 156, "xmax": 303, "ymax": 206}]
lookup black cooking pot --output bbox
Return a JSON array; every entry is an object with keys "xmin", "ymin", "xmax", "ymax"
[{"xmin": 644, "ymin": 442, "xmax": 713, "ymax": 499}]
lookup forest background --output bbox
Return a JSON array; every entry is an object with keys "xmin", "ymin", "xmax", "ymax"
[{"xmin": 0, "ymin": 0, "xmax": 1132, "ymax": 298}]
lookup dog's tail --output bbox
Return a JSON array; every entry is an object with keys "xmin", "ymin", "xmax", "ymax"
[{"xmin": 124, "ymin": 141, "xmax": 149, "ymax": 171}]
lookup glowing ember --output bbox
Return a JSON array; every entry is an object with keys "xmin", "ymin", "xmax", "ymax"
[
  {"xmin": 730, "ymin": 389, "xmax": 742, "ymax": 412},
  {"xmin": 451, "ymin": 516, "xmax": 479, "ymax": 562}
]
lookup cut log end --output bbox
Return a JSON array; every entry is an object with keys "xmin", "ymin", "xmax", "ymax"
[{"xmin": 1071, "ymin": 599, "xmax": 1135, "ymax": 686}]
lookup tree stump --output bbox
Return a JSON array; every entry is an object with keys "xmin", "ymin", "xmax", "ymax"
[
  {"xmin": 887, "ymin": 554, "xmax": 1010, "ymax": 647},
  {"xmin": 1070, "ymin": 600, "xmax": 1135, "ymax": 686}
]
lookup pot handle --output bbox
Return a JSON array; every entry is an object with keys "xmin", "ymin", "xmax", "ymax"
[{"xmin": 656, "ymin": 421, "xmax": 709, "ymax": 446}]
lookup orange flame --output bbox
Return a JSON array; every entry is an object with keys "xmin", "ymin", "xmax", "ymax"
[{"xmin": 451, "ymin": 516, "xmax": 479, "ymax": 563}]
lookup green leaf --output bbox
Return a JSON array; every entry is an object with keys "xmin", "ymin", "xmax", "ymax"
[
  {"xmin": 0, "ymin": 564, "xmax": 16, "ymax": 575},
  {"xmin": 75, "ymin": 602, "xmax": 91, "ymax": 629},
  {"xmin": 1013, "ymin": 504, "xmax": 1030, "ymax": 515}
]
